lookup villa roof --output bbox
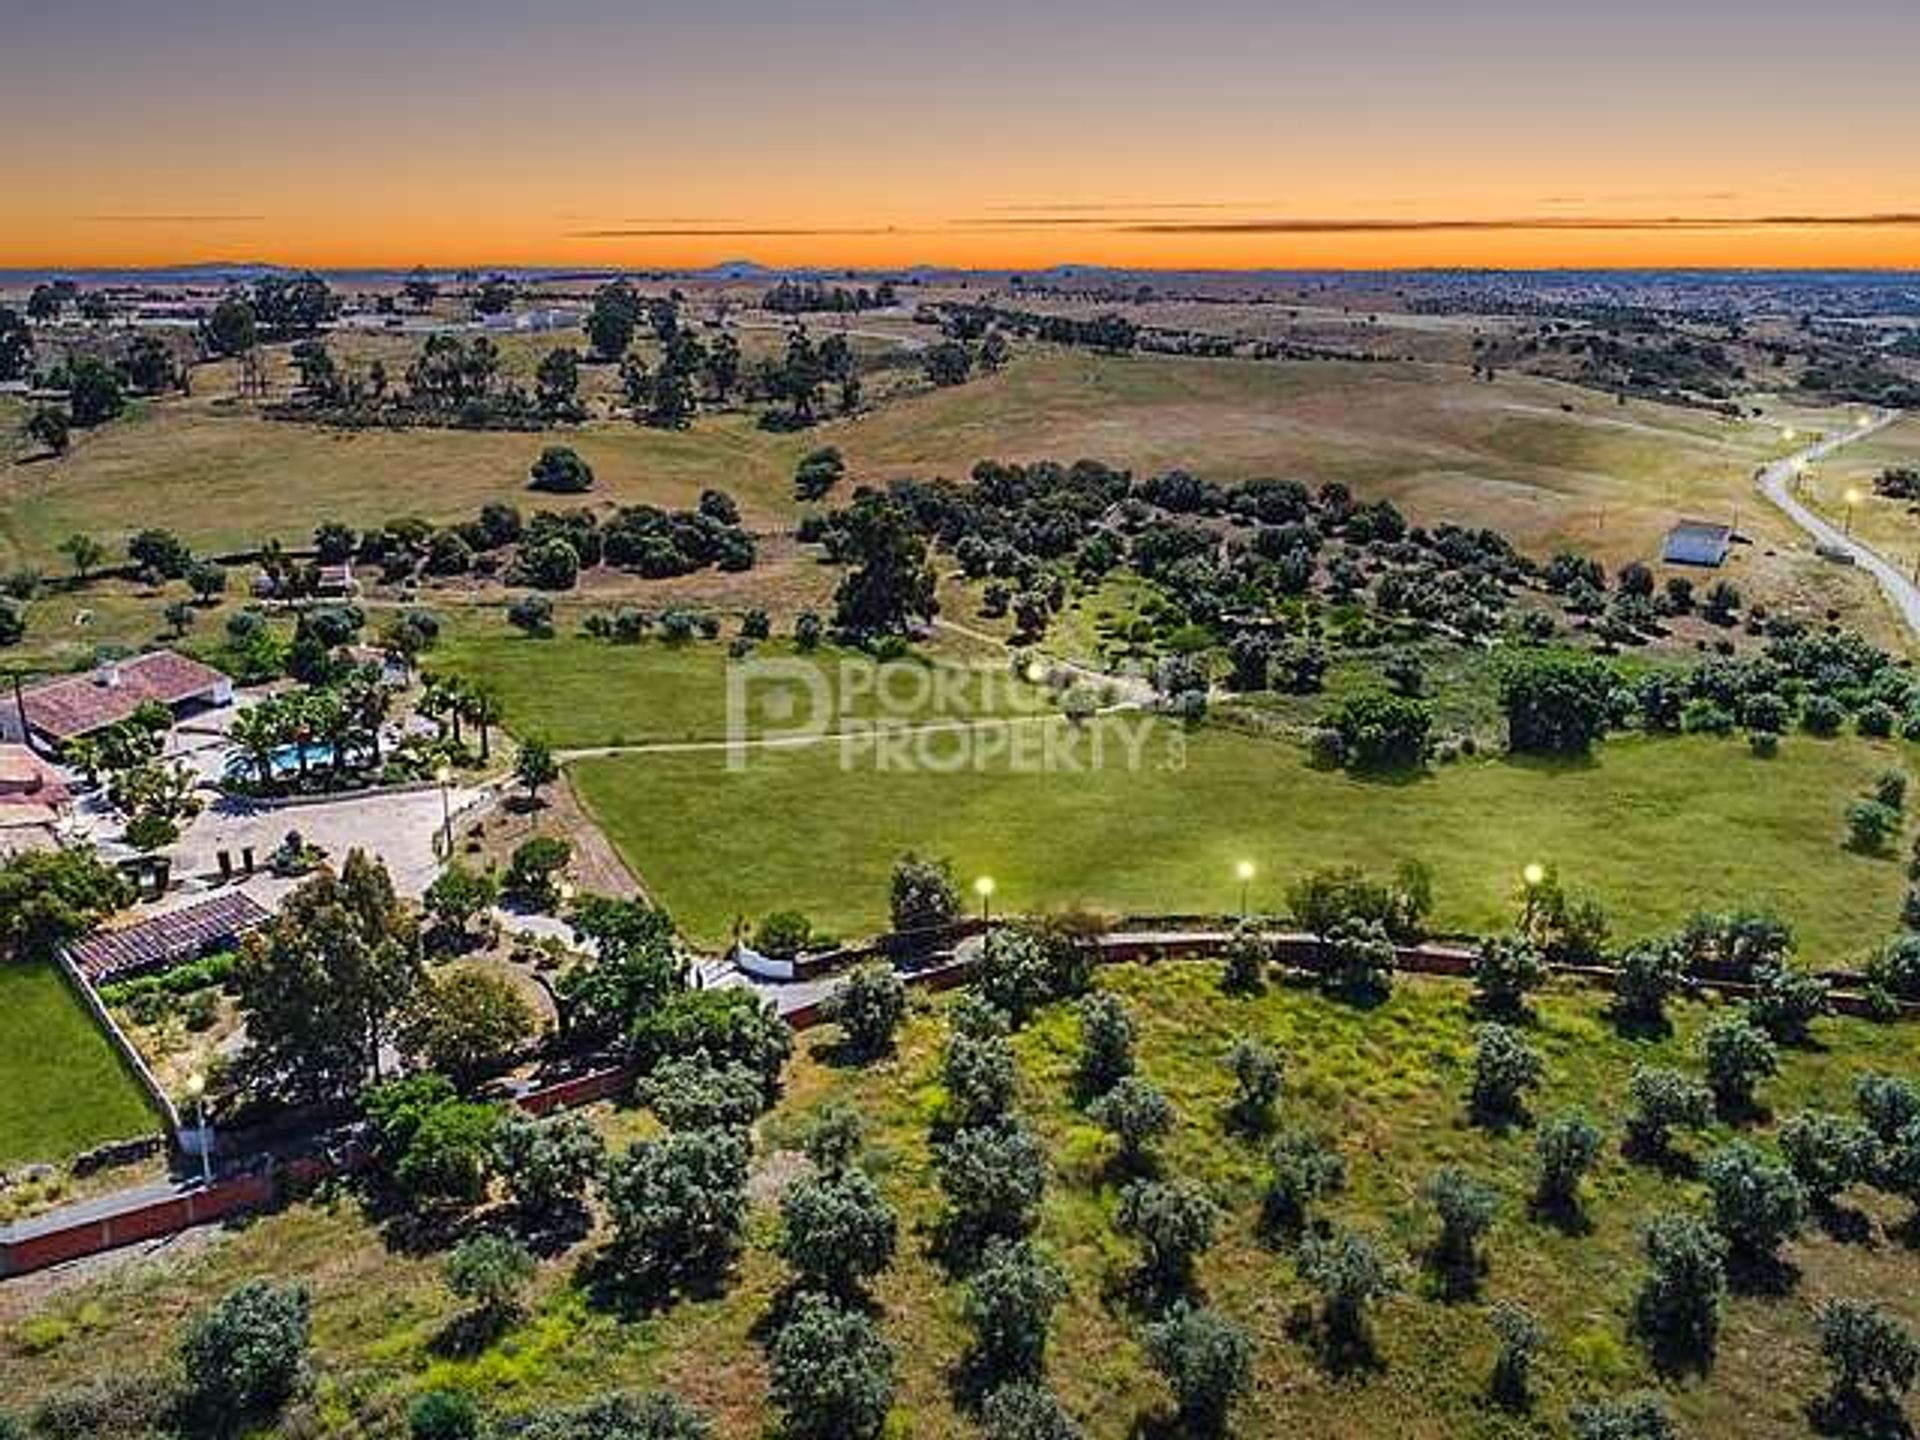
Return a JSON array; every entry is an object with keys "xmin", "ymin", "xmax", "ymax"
[
  {"xmin": 68, "ymin": 890, "xmax": 271, "ymax": 983},
  {"xmin": 15, "ymin": 651, "xmax": 229, "ymax": 742},
  {"xmin": 0, "ymin": 745, "xmax": 70, "ymax": 807}
]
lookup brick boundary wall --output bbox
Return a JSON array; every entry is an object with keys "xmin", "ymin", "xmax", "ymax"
[{"xmin": 5, "ymin": 926, "xmax": 1909, "ymax": 1278}]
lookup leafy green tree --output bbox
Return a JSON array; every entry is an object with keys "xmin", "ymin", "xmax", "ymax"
[
  {"xmin": 1702, "ymin": 1141, "xmax": 1806, "ymax": 1263},
  {"xmin": 1141, "ymin": 1303, "xmax": 1252, "ymax": 1436},
  {"xmin": 424, "ymin": 862, "xmax": 500, "ymax": 945},
  {"xmin": 826, "ymin": 962, "xmax": 907, "ymax": 1059},
  {"xmin": 1074, "ymin": 992, "xmax": 1135, "ymax": 1102},
  {"xmin": 890, "ymin": 851, "xmax": 959, "ymax": 934},
  {"xmin": 1298, "ymin": 1230, "xmax": 1400, "ymax": 1358},
  {"xmin": 963, "ymin": 1239, "xmax": 1067, "ymax": 1385},
  {"xmin": 793, "ymin": 446, "xmax": 846, "ymax": 502},
  {"xmin": 767, "ymin": 1291, "xmax": 894, "ymax": 1440},
  {"xmin": 1116, "ymin": 1178, "xmax": 1218, "ymax": 1291},
  {"xmin": 505, "ymin": 836, "xmax": 571, "ymax": 908},
  {"xmin": 26, "ymin": 407, "xmax": 69, "ymax": 456},
  {"xmin": 234, "ymin": 852, "xmax": 422, "ymax": 1103},
  {"xmin": 1219, "ymin": 920, "xmax": 1271, "ymax": 994},
  {"xmin": 1533, "ymin": 1109, "xmax": 1604, "ymax": 1217},
  {"xmin": 938, "ymin": 1121, "xmax": 1048, "ymax": 1247},
  {"xmin": 1496, "ymin": 651, "xmax": 1615, "ymax": 754},
  {"xmin": 0, "ymin": 305, "xmax": 31, "ymax": 381},
  {"xmin": 1847, "ymin": 799, "xmax": 1899, "ymax": 854},
  {"xmin": 1488, "ymin": 1301, "xmax": 1544, "ymax": 1411},
  {"xmin": 1777, "ymin": 1110, "xmax": 1872, "ymax": 1207},
  {"xmin": 1089, "ymin": 1075, "xmax": 1175, "ymax": 1171},
  {"xmin": 177, "ymin": 1279, "xmax": 312, "ymax": 1430},
  {"xmin": 1632, "ymin": 1211, "xmax": 1727, "ymax": 1371},
  {"xmin": 1469, "ymin": 1023, "xmax": 1543, "ymax": 1127},
  {"xmin": 1424, "ymin": 1166, "xmax": 1498, "ymax": 1293},
  {"xmin": 638, "ymin": 1054, "xmax": 764, "ymax": 1132},
  {"xmin": 979, "ymin": 1383, "xmax": 1083, "ymax": 1440},
  {"xmin": 1570, "ymin": 1394, "xmax": 1678, "ymax": 1440},
  {"xmin": 1223, "ymin": 1037, "xmax": 1283, "ymax": 1135},
  {"xmin": 974, "ymin": 927, "xmax": 1054, "ymax": 1027},
  {"xmin": 1328, "ymin": 691, "xmax": 1432, "ymax": 769},
  {"xmin": 1322, "ymin": 916, "xmax": 1396, "ymax": 1002},
  {"xmin": 1699, "ymin": 1011, "xmax": 1777, "ymax": 1116},
  {"xmin": 528, "ymin": 445, "xmax": 595, "ymax": 494},
  {"xmin": 555, "ymin": 897, "xmax": 681, "ymax": 1045},
  {"xmin": 944, "ymin": 1026, "xmax": 1019, "ymax": 1129},
  {"xmin": 1261, "ymin": 1127, "xmax": 1346, "ymax": 1240},
  {"xmin": 1471, "ymin": 936, "xmax": 1546, "ymax": 1018},
  {"xmin": 830, "ymin": 493, "xmax": 938, "ymax": 641},
  {"xmin": 402, "ymin": 968, "xmax": 534, "ymax": 1090},
  {"xmin": 1816, "ymin": 1299, "xmax": 1920, "ymax": 1422},
  {"xmin": 629, "ymin": 987, "xmax": 792, "ymax": 1106},
  {"xmin": 57, "ymin": 532, "xmax": 103, "ymax": 579},
  {"xmin": 601, "ymin": 1127, "xmax": 751, "ymax": 1298},
  {"xmin": 1746, "ymin": 961, "xmax": 1829, "ymax": 1045},
  {"xmin": 445, "ymin": 1232, "xmax": 535, "ymax": 1330},
  {"xmin": 1613, "ymin": 942, "xmax": 1687, "ymax": 1028},
  {"xmin": 0, "ymin": 846, "xmax": 133, "ymax": 960},
  {"xmin": 515, "ymin": 736, "xmax": 560, "ymax": 804},
  {"xmin": 66, "ymin": 354, "xmax": 125, "ymax": 427},
  {"xmin": 365, "ymin": 1080, "xmax": 503, "ymax": 1209},
  {"xmin": 777, "ymin": 1165, "xmax": 898, "ymax": 1297},
  {"xmin": 495, "ymin": 1110, "xmax": 605, "ymax": 1223},
  {"xmin": 1625, "ymin": 1065, "xmax": 1714, "ymax": 1161},
  {"xmin": 802, "ymin": 1102, "xmax": 867, "ymax": 1177}
]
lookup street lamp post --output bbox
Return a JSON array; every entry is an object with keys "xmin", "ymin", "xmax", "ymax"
[
  {"xmin": 1844, "ymin": 488, "xmax": 1862, "ymax": 538},
  {"xmin": 185, "ymin": 1072, "xmax": 212, "ymax": 1187},
  {"xmin": 1519, "ymin": 862, "xmax": 1546, "ymax": 935},
  {"xmin": 974, "ymin": 875, "xmax": 996, "ymax": 927},
  {"xmin": 1235, "ymin": 860, "xmax": 1255, "ymax": 920}
]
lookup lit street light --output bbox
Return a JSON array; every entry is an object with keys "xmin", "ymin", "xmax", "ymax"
[
  {"xmin": 185, "ymin": 1071, "xmax": 212, "ymax": 1187},
  {"xmin": 1235, "ymin": 859, "xmax": 1256, "ymax": 919},
  {"xmin": 974, "ymin": 875, "xmax": 996, "ymax": 926}
]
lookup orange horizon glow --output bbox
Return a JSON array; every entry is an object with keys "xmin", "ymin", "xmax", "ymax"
[{"xmin": 4, "ymin": 1, "xmax": 1918, "ymax": 274}]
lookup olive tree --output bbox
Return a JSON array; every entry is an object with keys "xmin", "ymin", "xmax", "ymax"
[
  {"xmin": 1073, "ymin": 992, "xmax": 1135, "ymax": 1102},
  {"xmin": 1261, "ymin": 1128, "xmax": 1346, "ymax": 1240},
  {"xmin": 1424, "ymin": 1167, "xmax": 1498, "ymax": 1295},
  {"xmin": 1533, "ymin": 1109, "xmax": 1604, "ymax": 1219},
  {"xmin": 1116, "ymin": 1178, "xmax": 1218, "ymax": 1292},
  {"xmin": 1816, "ymin": 1298, "xmax": 1920, "ymax": 1420},
  {"xmin": 776, "ymin": 1166, "xmax": 898, "ymax": 1298},
  {"xmin": 1088, "ymin": 1075, "xmax": 1175, "ymax": 1171},
  {"xmin": 1701, "ymin": 1142, "xmax": 1806, "ymax": 1264},
  {"xmin": 1141, "ymin": 1302, "xmax": 1253, "ymax": 1436},
  {"xmin": 962, "ymin": 1239, "xmax": 1068, "ymax": 1386},
  {"xmin": 600, "ymin": 1128, "xmax": 751, "ymax": 1300},
  {"xmin": 826, "ymin": 963, "xmax": 908, "ymax": 1060},
  {"xmin": 1699, "ymin": 1011, "xmax": 1778, "ymax": 1117},
  {"xmin": 1298, "ymin": 1229, "xmax": 1400, "ymax": 1359},
  {"xmin": 1624, "ymin": 1066, "xmax": 1713, "ymax": 1162},
  {"xmin": 767, "ymin": 1292, "xmax": 894, "ymax": 1440},
  {"xmin": 177, "ymin": 1280, "xmax": 313, "ymax": 1428},
  {"xmin": 1632, "ymin": 1211, "xmax": 1727, "ymax": 1371},
  {"xmin": 1469, "ymin": 1024, "xmax": 1544, "ymax": 1128},
  {"xmin": 1223, "ymin": 1037, "xmax": 1283, "ymax": 1135}
]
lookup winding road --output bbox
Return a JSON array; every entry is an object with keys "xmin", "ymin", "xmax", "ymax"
[{"xmin": 1754, "ymin": 410, "xmax": 1915, "ymax": 637}]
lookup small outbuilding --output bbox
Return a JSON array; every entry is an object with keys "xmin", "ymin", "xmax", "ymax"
[{"xmin": 1661, "ymin": 520, "xmax": 1733, "ymax": 568}]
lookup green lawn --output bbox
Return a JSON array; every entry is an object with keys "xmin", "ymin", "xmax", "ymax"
[
  {"xmin": 429, "ymin": 628, "xmax": 1053, "ymax": 752},
  {"xmin": 573, "ymin": 721, "xmax": 1911, "ymax": 957},
  {"xmin": 0, "ymin": 962, "xmax": 159, "ymax": 1168},
  {"xmin": 7, "ymin": 965, "xmax": 1919, "ymax": 1439}
]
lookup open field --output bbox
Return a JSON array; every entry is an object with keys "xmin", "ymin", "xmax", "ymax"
[
  {"xmin": 0, "ymin": 962, "xmax": 159, "ymax": 1169},
  {"xmin": 6, "ymin": 964, "xmax": 1919, "ymax": 1439},
  {"xmin": 1804, "ymin": 414, "xmax": 1920, "ymax": 574},
  {"xmin": 573, "ymin": 722, "xmax": 1912, "ymax": 958},
  {"xmin": 4, "ymin": 350, "xmax": 1894, "ymax": 640}
]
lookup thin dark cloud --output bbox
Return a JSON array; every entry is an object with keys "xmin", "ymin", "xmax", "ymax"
[
  {"xmin": 569, "ymin": 225, "xmax": 915, "ymax": 238},
  {"xmin": 981, "ymin": 201, "xmax": 1268, "ymax": 213},
  {"xmin": 1121, "ymin": 212, "xmax": 1920, "ymax": 234}
]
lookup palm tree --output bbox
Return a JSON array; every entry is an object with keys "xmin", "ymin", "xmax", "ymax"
[{"xmin": 465, "ymin": 683, "xmax": 503, "ymax": 763}]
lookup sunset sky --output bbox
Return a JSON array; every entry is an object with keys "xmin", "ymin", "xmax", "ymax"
[{"xmin": 3, "ymin": 0, "xmax": 1917, "ymax": 271}]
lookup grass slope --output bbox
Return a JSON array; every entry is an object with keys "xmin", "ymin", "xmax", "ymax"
[
  {"xmin": 573, "ymin": 721, "xmax": 1910, "ymax": 959},
  {"xmin": 6, "ymin": 967, "xmax": 1918, "ymax": 1440},
  {"xmin": 0, "ymin": 961, "xmax": 158, "ymax": 1168}
]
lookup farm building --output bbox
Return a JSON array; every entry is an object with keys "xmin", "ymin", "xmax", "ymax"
[
  {"xmin": 1660, "ymin": 520, "xmax": 1734, "ymax": 568},
  {"xmin": 1, "ymin": 651, "xmax": 232, "ymax": 752}
]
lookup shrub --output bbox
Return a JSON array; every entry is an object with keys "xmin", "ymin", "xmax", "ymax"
[
  {"xmin": 1817, "ymin": 1298, "xmax": 1920, "ymax": 1414},
  {"xmin": 445, "ymin": 1233, "xmax": 535, "ymax": 1328},
  {"xmin": 529, "ymin": 445, "xmax": 595, "ymax": 493},
  {"xmin": 495, "ymin": 1111, "xmax": 604, "ymax": 1220},
  {"xmin": 776, "ymin": 1166, "xmax": 898, "ymax": 1297},
  {"xmin": 600, "ymin": 1127, "xmax": 751, "ymax": 1299},
  {"xmin": 1613, "ymin": 942, "xmax": 1687, "ymax": 1027},
  {"xmin": 501, "ymin": 1391, "xmax": 712, "ymax": 1440},
  {"xmin": 178, "ymin": 1279, "xmax": 312, "ymax": 1426},
  {"xmin": 1777, "ymin": 1110, "xmax": 1873, "ymax": 1206},
  {"xmin": 1489, "ymin": 1301, "xmax": 1544, "ymax": 1410},
  {"xmin": 1534, "ymin": 1109, "xmax": 1605, "ymax": 1215},
  {"xmin": 979, "ymin": 1384, "xmax": 1084, "ymax": 1440},
  {"xmin": 1471, "ymin": 936, "xmax": 1546, "ymax": 1018},
  {"xmin": 962, "ymin": 1239, "xmax": 1067, "ymax": 1385},
  {"xmin": 1625, "ymin": 1066, "xmax": 1713, "ymax": 1160},
  {"xmin": 1699, "ymin": 1011, "xmax": 1778, "ymax": 1115},
  {"xmin": 767, "ymin": 1292, "xmax": 894, "ymax": 1440},
  {"xmin": 938, "ymin": 1122, "xmax": 1048, "ymax": 1245},
  {"xmin": 1327, "ymin": 691, "xmax": 1432, "ymax": 769},
  {"xmin": 1298, "ymin": 1230, "xmax": 1400, "ymax": 1355},
  {"xmin": 1877, "ymin": 769, "xmax": 1909, "ymax": 810},
  {"xmin": 1219, "ymin": 921, "xmax": 1271, "ymax": 994},
  {"xmin": 638, "ymin": 1053, "xmax": 765, "ymax": 1131},
  {"xmin": 1866, "ymin": 936, "xmax": 1920, "ymax": 1001},
  {"xmin": 1074, "ymin": 992, "xmax": 1135, "ymax": 1101},
  {"xmin": 1116, "ymin": 1178, "xmax": 1218, "ymax": 1291},
  {"xmin": 753, "ymin": 910, "xmax": 814, "ymax": 957},
  {"xmin": 1321, "ymin": 916, "xmax": 1395, "ymax": 1002},
  {"xmin": 1746, "ymin": 962, "xmax": 1829, "ymax": 1045},
  {"xmin": 974, "ymin": 927, "xmax": 1054, "ymax": 1027},
  {"xmin": 1802, "ymin": 693, "xmax": 1845, "ymax": 735},
  {"xmin": 1469, "ymin": 1023, "xmax": 1543, "ymax": 1127},
  {"xmin": 1141, "ymin": 1303, "xmax": 1253, "ymax": 1436},
  {"xmin": 944, "ymin": 1029, "xmax": 1018, "ymax": 1129},
  {"xmin": 409, "ymin": 1390, "xmax": 481, "ymax": 1440},
  {"xmin": 890, "ymin": 852, "xmax": 959, "ymax": 934},
  {"xmin": 1089, "ymin": 1075, "xmax": 1175, "ymax": 1171},
  {"xmin": 1261, "ymin": 1128, "xmax": 1346, "ymax": 1240},
  {"xmin": 1702, "ymin": 1141, "xmax": 1806, "ymax": 1261},
  {"xmin": 630, "ymin": 988, "xmax": 792, "ymax": 1107},
  {"xmin": 827, "ymin": 963, "xmax": 907, "ymax": 1059},
  {"xmin": 1223, "ymin": 1038, "xmax": 1283, "ymax": 1134},
  {"xmin": 1570, "ymin": 1394, "xmax": 1678, "ymax": 1440},
  {"xmin": 1632, "ymin": 1211, "xmax": 1727, "ymax": 1369},
  {"xmin": 1496, "ymin": 650, "xmax": 1615, "ymax": 754},
  {"xmin": 1425, "ymin": 1166, "xmax": 1498, "ymax": 1290},
  {"xmin": 1847, "ymin": 799, "xmax": 1899, "ymax": 853}
]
